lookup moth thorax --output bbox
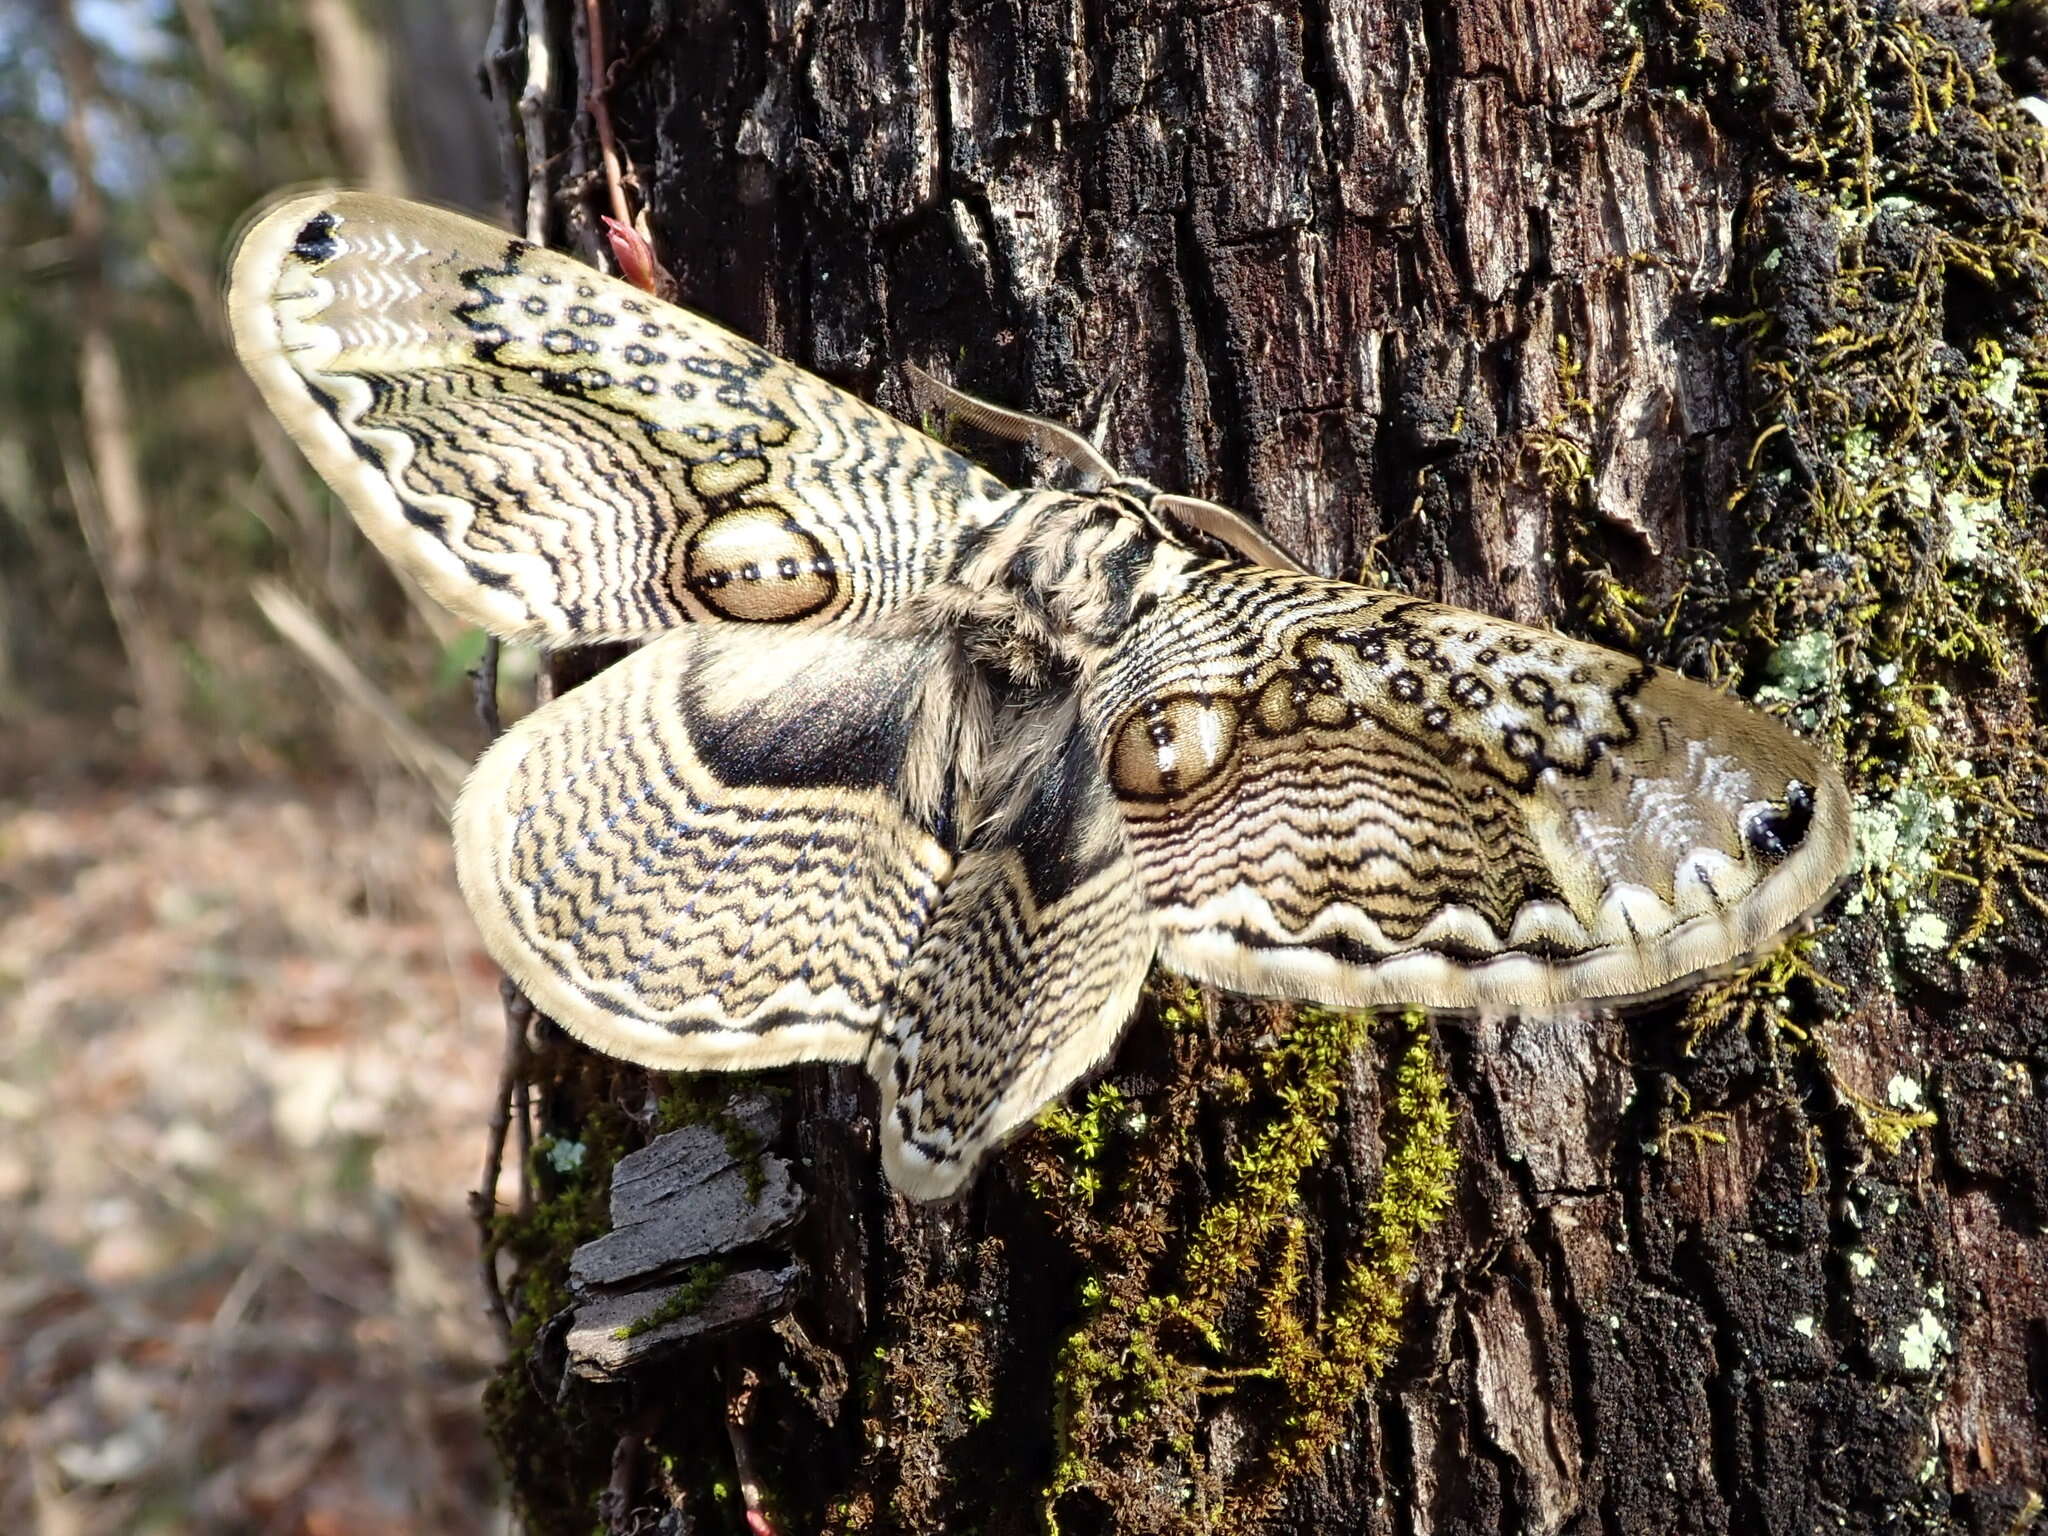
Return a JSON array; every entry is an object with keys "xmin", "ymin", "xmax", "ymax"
[
  {"xmin": 1010, "ymin": 495, "xmax": 1160, "ymax": 647},
  {"xmin": 965, "ymin": 608, "xmax": 1072, "ymax": 693}
]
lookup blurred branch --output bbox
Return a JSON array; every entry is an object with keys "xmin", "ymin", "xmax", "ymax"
[
  {"xmin": 0, "ymin": 234, "xmax": 84, "ymax": 280},
  {"xmin": 251, "ymin": 580, "xmax": 467, "ymax": 811},
  {"xmin": 172, "ymin": 0, "xmax": 255, "ymax": 176},
  {"xmin": 303, "ymin": 0, "xmax": 409, "ymax": 195},
  {"xmin": 48, "ymin": 0, "xmax": 196, "ymax": 774},
  {"xmin": 58, "ymin": 442, "xmax": 186, "ymax": 762},
  {"xmin": 0, "ymin": 545, "xmax": 14, "ymax": 711},
  {"xmin": 174, "ymin": 0, "xmax": 233, "ymax": 98}
]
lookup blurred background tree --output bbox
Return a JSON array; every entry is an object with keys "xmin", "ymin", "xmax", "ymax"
[
  {"xmin": 0, "ymin": 0, "xmax": 496, "ymax": 787},
  {"xmin": 1, "ymin": 5, "xmax": 515, "ymax": 1533}
]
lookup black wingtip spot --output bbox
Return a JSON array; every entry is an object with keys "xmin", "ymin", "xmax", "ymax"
[
  {"xmin": 1745, "ymin": 779, "xmax": 1817, "ymax": 860},
  {"xmin": 292, "ymin": 211, "xmax": 340, "ymax": 264}
]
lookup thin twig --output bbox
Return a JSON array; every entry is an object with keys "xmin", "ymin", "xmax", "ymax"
[
  {"xmin": 722, "ymin": 1354, "xmax": 779, "ymax": 1536},
  {"xmin": 583, "ymin": 0, "xmax": 633, "ymax": 231},
  {"xmin": 515, "ymin": 1059, "xmax": 535, "ymax": 1217},
  {"xmin": 471, "ymin": 980, "xmax": 533, "ymax": 1349},
  {"xmin": 469, "ymin": 0, "xmax": 558, "ymax": 1345}
]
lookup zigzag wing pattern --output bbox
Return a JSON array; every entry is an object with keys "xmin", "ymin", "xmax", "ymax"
[
  {"xmin": 455, "ymin": 626, "xmax": 958, "ymax": 1069},
  {"xmin": 876, "ymin": 713, "xmax": 1155, "ymax": 1199},
  {"xmin": 227, "ymin": 191, "xmax": 1013, "ymax": 643},
  {"xmin": 1088, "ymin": 566, "xmax": 1854, "ymax": 1014}
]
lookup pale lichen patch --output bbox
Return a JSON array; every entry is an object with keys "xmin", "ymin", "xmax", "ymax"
[{"xmin": 1897, "ymin": 1308, "xmax": 1949, "ymax": 1373}]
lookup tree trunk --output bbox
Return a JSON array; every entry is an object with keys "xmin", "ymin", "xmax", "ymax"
[{"xmin": 478, "ymin": 2, "xmax": 2048, "ymax": 1532}]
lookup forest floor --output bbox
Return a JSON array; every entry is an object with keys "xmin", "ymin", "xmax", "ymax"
[{"xmin": 1, "ymin": 753, "xmax": 511, "ymax": 1533}]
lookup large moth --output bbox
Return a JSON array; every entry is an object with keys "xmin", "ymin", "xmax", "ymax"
[{"xmin": 227, "ymin": 192, "xmax": 1853, "ymax": 1199}]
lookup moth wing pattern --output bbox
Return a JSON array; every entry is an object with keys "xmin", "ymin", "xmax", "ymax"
[
  {"xmin": 454, "ymin": 624, "xmax": 958, "ymax": 1069},
  {"xmin": 226, "ymin": 191, "xmax": 1013, "ymax": 644},
  {"xmin": 874, "ymin": 713, "xmax": 1156, "ymax": 1199},
  {"xmin": 1088, "ymin": 566, "xmax": 1854, "ymax": 1014}
]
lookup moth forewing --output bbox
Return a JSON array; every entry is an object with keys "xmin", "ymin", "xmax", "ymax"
[
  {"xmin": 1087, "ymin": 566, "xmax": 1854, "ymax": 1019},
  {"xmin": 226, "ymin": 190, "xmax": 1015, "ymax": 647}
]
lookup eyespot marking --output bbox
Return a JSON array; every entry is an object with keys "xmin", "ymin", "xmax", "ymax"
[
  {"xmin": 292, "ymin": 212, "xmax": 341, "ymax": 265},
  {"xmin": 1744, "ymin": 780, "xmax": 1817, "ymax": 860},
  {"xmin": 682, "ymin": 508, "xmax": 837, "ymax": 621},
  {"xmin": 1108, "ymin": 694, "xmax": 1241, "ymax": 800}
]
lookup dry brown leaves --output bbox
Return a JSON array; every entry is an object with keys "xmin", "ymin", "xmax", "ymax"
[{"xmin": 0, "ymin": 778, "xmax": 512, "ymax": 1532}]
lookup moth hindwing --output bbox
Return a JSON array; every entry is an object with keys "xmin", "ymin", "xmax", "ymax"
[{"xmin": 230, "ymin": 191, "xmax": 1855, "ymax": 1200}]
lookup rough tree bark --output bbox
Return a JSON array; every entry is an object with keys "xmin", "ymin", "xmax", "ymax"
[{"xmin": 475, "ymin": 2, "xmax": 2048, "ymax": 1532}]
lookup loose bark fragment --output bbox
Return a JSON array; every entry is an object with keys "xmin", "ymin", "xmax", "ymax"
[
  {"xmin": 570, "ymin": 1097, "xmax": 799, "ymax": 1292},
  {"xmin": 567, "ymin": 1266, "xmax": 801, "ymax": 1381}
]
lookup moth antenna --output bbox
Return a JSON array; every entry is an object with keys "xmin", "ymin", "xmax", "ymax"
[
  {"xmin": 904, "ymin": 364, "xmax": 1120, "ymax": 487},
  {"xmin": 1150, "ymin": 491, "xmax": 1308, "ymax": 574},
  {"xmin": 1077, "ymin": 359, "xmax": 1127, "ymax": 459}
]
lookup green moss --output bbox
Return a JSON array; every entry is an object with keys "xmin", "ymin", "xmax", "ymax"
[
  {"xmin": 1235, "ymin": 1021, "xmax": 1459, "ymax": 1513},
  {"xmin": 1713, "ymin": 6, "xmax": 2047, "ymax": 956},
  {"xmin": 856, "ymin": 1262, "xmax": 1007, "ymax": 1533},
  {"xmin": 1839, "ymin": 1083, "xmax": 1940, "ymax": 1156},
  {"xmin": 490, "ymin": 1103, "xmax": 630, "ymax": 1353},
  {"xmin": 655, "ymin": 1076, "xmax": 773, "ymax": 1203},
  {"xmin": 1041, "ymin": 1009, "xmax": 1457, "ymax": 1529},
  {"xmin": 610, "ymin": 1260, "xmax": 729, "ymax": 1340},
  {"xmin": 1036, "ymin": 1082, "xmax": 1132, "ymax": 1205},
  {"xmin": 1156, "ymin": 979, "xmax": 1207, "ymax": 1033},
  {"xmin": 1174, "ymin": 1006, "xmax": 1381, "ymax": 1338}
]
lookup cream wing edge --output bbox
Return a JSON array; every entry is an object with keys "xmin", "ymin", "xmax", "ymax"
[{"xmin": 226, "ymin": 191, "xmax": 560, "ymax": 643}]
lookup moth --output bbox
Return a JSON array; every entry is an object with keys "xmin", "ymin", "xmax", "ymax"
[{"xmin": 227, "ymin": 192, "xmax": 1854, "ymax": 1200}]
